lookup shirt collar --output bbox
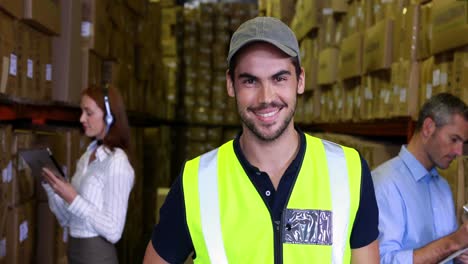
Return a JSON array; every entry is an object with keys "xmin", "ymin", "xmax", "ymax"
[
  {"xmin": 233, "ymin": 126, "xmax": 306, "ymax": 175},
  {"xmin": 87, "ymin": 140, "xmax": 111, "ymax": 162},
  {"xmin": 399, "ymin": 145, "xmax": 437, "ymax": 182}
]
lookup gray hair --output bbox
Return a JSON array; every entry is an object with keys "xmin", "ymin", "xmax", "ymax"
[{"xmin": 416, "ymin": 92, "xmax": 468, "ymax": 132}]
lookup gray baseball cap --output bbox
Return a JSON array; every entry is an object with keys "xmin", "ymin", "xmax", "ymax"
[{"xmin": 227, "ymin": 16, "xmax": 301, "ymax": 67}]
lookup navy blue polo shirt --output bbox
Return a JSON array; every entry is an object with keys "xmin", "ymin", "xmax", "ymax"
[{"xmin": 152, "ymin": 131, "xmax": 379, "ymax": 263}]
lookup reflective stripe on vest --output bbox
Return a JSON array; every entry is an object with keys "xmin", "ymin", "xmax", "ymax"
[
  {"xmin": 323, "ymin": 140, "xmax": 350, "ymax": 264},
  {"xmin": 198, "ymin": 148, "xmax": 228, "ymax": 264},
  {"xmin": 198, "ymin": 140, "xmax": 350, "ymax": 263}
]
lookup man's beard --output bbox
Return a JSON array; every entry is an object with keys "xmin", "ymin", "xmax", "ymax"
[{"xmin": 236, "ymin": 97, "xmax": 296, "ymax": 142}]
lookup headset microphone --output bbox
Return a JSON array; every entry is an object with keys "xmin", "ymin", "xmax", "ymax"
[{"xmin": 103, "ymin": 84, "xmax": 114, "ymax": 133}]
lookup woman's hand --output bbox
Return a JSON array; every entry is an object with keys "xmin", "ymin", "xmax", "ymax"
[{"xmin": 42, "ymin": 167, "xmax": 78, "ymax": 204}]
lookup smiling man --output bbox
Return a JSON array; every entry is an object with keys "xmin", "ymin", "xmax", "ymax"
[
  {"xmin": 143, "ymin": 16, "xmax": 380, "ymax": 264},
  {"xmin": 372, "ymin": 93, "xmax": 468, "ymax": 264}
]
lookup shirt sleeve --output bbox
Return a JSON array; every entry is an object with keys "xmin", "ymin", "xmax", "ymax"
[
  {"xmin": 152, "ymin": 170, "xmax": 194, "ymax": 263},
  {"xmin": 42, "ymin": 182, "xmax": 71, "ymax": 227},
  {"xmin": 372, "ymin": 167, "xmax": 413, "ymax": 263},
  {"xmin": 41, "ymin": 155, "xmax": 87, "ymax": 227},
  {"xmin": 350, "ymin": 155, "xmax": 379, "ymax": 249},
  {"xmin": 67, "ymin": 154, "xmax": 134, "ymax": 243}
]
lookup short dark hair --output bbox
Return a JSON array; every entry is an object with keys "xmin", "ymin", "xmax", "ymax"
[
  {"xmin": 228, "ymin": 44, "xmax": 301, "ymax": 84},
  {"xmin": 81, "ymin": 84, "xmax": 131, "ymax": 152},
  {"xmin": 416, "ymin": 92, "xmax": 468, "ymax": 132}
]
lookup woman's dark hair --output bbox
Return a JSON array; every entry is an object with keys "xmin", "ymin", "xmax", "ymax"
[{"xmin": 81, "ymin": 84, "xmax": 131, "ymax": 152}]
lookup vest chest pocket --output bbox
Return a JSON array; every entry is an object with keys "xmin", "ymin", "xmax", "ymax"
[{"xmin": 282, "ymin": 209, "xmax": 333, "ymax": 245}]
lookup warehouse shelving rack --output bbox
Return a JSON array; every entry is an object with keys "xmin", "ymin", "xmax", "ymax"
[{"xmin": 0, "ymin": 94, "xmax": 416, "ymax": 140}]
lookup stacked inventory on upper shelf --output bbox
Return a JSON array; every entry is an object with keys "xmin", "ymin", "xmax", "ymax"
[{"xmin": 261, "ymin": 0, "xmax": 468, "ymax": 123}]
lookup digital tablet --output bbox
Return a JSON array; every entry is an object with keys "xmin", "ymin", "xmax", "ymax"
[{"xmin": 19, "ymin": 148, "xmax": 65, "ymax": 178}]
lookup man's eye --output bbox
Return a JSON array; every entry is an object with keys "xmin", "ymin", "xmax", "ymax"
[
  {"xmin": 244, "ymin": 79, "xmax": 255, "ymax": 84},
  {"xmin": 275, "ymin": 76, "xmax": 286, "ymax": 82}
]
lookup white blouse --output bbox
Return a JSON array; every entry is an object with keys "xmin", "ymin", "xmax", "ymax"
[{"xmin": 43, "ymin": 141, "xmax": 134, "ymax": 243}]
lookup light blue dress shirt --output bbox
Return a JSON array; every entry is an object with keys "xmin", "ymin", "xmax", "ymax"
[{"xmin": 372, "ymin": 146, "xmax": 458, "ymax": 264}]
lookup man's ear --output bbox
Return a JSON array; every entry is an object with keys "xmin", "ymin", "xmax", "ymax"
[
  {"xmin": 421, "ymin": 117, "xmax": 436, "ymax": 139},
  {"xmin": 297, "ymin": 67, "xmax": 305, "ymax": 95},
  {"xmin": 226, "ymin": 70, "xmax": 235, "ymax": 97}
]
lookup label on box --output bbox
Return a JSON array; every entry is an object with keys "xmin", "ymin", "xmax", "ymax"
[
  {"xmin": 400, "ymin": 88, "xmax": 407, "ymax": 102},
  {"xmin": 365, "ymin": 87, "xmax": 373, "ymax": 99},
  {"xmin": 440, "ymin": 72, "xmax": 448, "ymax": 85},
  {"xmin": 357, "ymin": 7, "xmax": 363, "ymax": 18},
  {"xmin": 322, "ymin": 8, "xmax": 333, "ymax": 15},
  {"xmin": 27, "ymin": 59, "xmax": 33, "ymax": 79},
  {"xmin": 433, "ymin": 69, "xmax": 440, "ymax": 86},
  {"xmin": 9, "ymin": 54, "xmax": 17, "ymax": 76},
  {"xmin": 393, "ymin": 85, "xmax": 399, "ymax": 94},
  {"xmin": 46, "ymin": 64, "xmax": 52, "ymax": 81},
  {"xmin": 426, "ymin": 84, "xmax": 432, "ymax": 99},
  {"xmin": 19, "ymin": 221, "xmax": 28, "ymax": 242},
  {"xmin": 338, "ymin": 99, "xmax": 343, "ymax": 109},
  {"xmin": 335, "ymin": 31, "xmax": 341, "ymax": 42},
  {"xmin": 349, "ymin": 17, "xmax": 356, "ymax": 28},
  {"xmin": 0, "ymin": 239, "xmax": 5, "ymax": 257},
  {"xmin": 384, "ymin": 90, "xmax": 391, "ymax": 104},
  {"xmin": 2, "ymin": 161, "xmax": 12, "ymax": 183},
  {"xmin": 320, "ymin": 97, "xmax": 325, "ymax": 105},
  {"xmin": 356, "ymin": 97, "xmax": 361, "ymax": 107},
  {"xmin": 374, "ymin": 4, "xmax": 381, "ymax": 14},
  {"xmin": 81, "ymin": 22, "xmax": 92, "ymax": 37}
]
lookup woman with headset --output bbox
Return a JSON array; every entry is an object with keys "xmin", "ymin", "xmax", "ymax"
[{"xmin": 41, "ymin": 84, "xmax": 134, "ymax": 264}]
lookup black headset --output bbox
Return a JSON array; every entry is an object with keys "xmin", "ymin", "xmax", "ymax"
[{"xmin": 103, "ymin": 84, "xmax": 114, "ymax": 129}]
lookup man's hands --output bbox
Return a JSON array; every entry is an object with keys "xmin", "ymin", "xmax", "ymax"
[{"xmin": 42, "ymin": 167, "xmax": 77, "ymax": 204}]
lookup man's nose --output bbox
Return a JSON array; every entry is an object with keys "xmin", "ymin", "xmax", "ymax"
[{"xmin": 259, "ymin": 83, "xmax": 274, "ymax": 103}]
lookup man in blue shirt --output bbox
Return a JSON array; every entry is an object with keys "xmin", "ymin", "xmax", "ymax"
[{"xmin": 372, "ymin": 93, "xmax": 468, "ymax": 263}]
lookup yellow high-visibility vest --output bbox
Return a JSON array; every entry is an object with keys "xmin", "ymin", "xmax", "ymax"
[{"xmin": 183, "ymin": 134, "xmax": 362, "ymax": 263}]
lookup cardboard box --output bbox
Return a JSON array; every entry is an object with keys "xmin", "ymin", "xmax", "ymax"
[
  {"xmin": 451, "ymin": 47, "xmax": 468, "ymax": 103},
  {"xmin": 291, "ymin": 0, "xmax": 319, "ymax": 41},
  {"xmin": 394, "ymin": 4, "xmax": 419, "ymax": 62},
  {"xmin": 81, "ymin": 49, "xmax": 102, "ymax": 91},
  {"xmin": 82, "ymin": 0, "xmax": 111, "ymax": 57},
  {"xmin": 23, "ymin": 0, "xmax": 61, "ymax": 35},
  {"xmin": 394, "ymin": 61, "xmax": 420, "ymax": 119},
  {"xmin": 0, "ymin": 13, "xmax": 18, "ymax": 96},
  {"xmin": 17, "ymin": 23, "xmax": 38, "ymax": 100},
  {"xmin": 5, "ymin": 201, "xmax": 35, "ymax": 264},
  {"xmin": 323, "ymin": 0, "xmax": 348, "ymax": 14},
  {"xmin": 318, "ymin": 48, "xmax": 339, "ymax": 85},
  {"xmin": 364, "ymin": 18, "xmax": 393, "ymax": 73},
  {"xmin": 52, "ymin": 0, "xmax": 83, "ymax": 104},
  {"xmin": 416, "ymin": 3, "xmax": 432, "ymax": 60},
  {"xmin": 35, "ymin": 202, "xmax": 55, "ymax": 264},
  {"xmin": 38, "ymin": 33, "xmax": 53, "ymax": 100},
  {"xmin": 125, "ymin": 0, "xmax": 147, "ymax": 15},
  {"xmin": 431, "ymin": 0, "xmax": 468, "ymax": 55},
  {"xmin": 4, "ymin": 131, "xmax": 34, "ymax": 207},
  {"xmin": 0, "ymin": 1, "xmax": 23, "ymax": 18},
  {"xmin": 438, "ymin": 156, "xmax": 467, "ymax": 222},
  {"xmin": 340, "ymin": 32, "xmax": 363, "ymax": 80},
  {"xmin": 300, "ymin": 37, "xmax": 318, "ymax": 91}
]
